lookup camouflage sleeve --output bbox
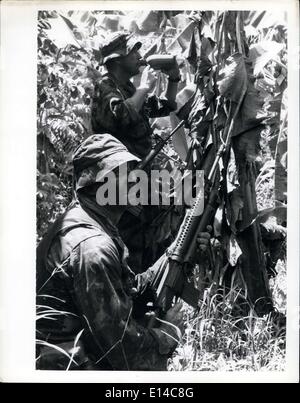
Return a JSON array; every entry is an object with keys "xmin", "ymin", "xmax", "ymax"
[
  {"xmin": 70, "ymin": 236, "xmax": 178, "ymax": 370},
  {"xmin": 146, "ymin": 94, "xmax": 177, "ymax": 118},
  {"xmin": 135, "ymin": 253, "xmax": 167, "ymax": 294},
  {"xmin": 91, "ymin": 80, "xmax": 140, "ymax": 134}
]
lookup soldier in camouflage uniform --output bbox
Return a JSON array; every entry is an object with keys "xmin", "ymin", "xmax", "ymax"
[
  {"xmin": 91, "ymin": 31, "xmax": 181, "ymax": 159},
  {"xmin": 36, "ymin": 134, "xmax": 210, "ymax": 370},
  {"xmin": 91, "ymin": 32, "xmax": 182, "ymax": 273}
]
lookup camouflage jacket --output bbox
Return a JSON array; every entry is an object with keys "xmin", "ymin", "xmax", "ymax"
[
  {"xmin": 91, "ymin": 73, "xmax": 176, "ymax": 158},
  {"xmin": 36, "ymin": 202, "xmax": 178, "ymax": 370}
]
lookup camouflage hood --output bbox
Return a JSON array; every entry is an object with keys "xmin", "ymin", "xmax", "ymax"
[{"xmin": 73, "ymin": 133, "xmax": 140, "ymax": 191}]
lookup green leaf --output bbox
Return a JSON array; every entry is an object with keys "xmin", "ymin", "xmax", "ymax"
[
  {"xmin": 233, "ymin": 85, "xmax": 267, "ymax": 136},
  {"xmin": 249, "ymin": 41, "xmax": 285, "ymax": 76},
  {"xmin": 46, "ymin": 14, "xmax": 81, "ymax": 49},
  {"xmin": 217, "ymin": 53, "xmax": 248, "ymax": 103},
  {"xmin": 36, "ymin": 339, "xmax": 79, "ymax": 369}
]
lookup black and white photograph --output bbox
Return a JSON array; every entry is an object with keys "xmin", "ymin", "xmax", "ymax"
[{"xmin": 0, "ymin": 0, "xmax": 299, "ymax": 383}]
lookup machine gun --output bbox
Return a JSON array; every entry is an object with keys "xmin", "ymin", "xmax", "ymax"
[
  {"xmin": 149, "ymin": 143, "xmax": 223, "ymax": 315},
  {"xmin": 148, "ymin": 78, "xmax": 247, "ymax": 318}
]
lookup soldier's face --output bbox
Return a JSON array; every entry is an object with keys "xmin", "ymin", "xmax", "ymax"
[{"xmin": 121, "ymin": 49, "xmax": 142, "ymax": 77}]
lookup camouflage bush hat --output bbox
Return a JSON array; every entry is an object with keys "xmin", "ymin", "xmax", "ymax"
[
  {"xmin": 100, "ymin": 31, "xmax": 142, "ymax": 65},
  {"xmin": 73, "ymin": 134, "xmax": 140, "ymax": 190}
]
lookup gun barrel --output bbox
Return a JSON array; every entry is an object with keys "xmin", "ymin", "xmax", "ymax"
[{"xmin": 137, "ymin": 120, "xmax": 185, "ymax": 169}]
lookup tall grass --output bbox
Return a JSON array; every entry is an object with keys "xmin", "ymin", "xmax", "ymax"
[
  {"xmin": 36, "ymin": 258, "xmax": 286, "ymax": 371},
  {"xmin": 169, "ymin": 259, "xmax": 286, "ymax": 371}
]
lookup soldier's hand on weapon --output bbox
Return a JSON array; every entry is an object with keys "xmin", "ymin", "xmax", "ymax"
[
  {"xmin": 196, "ymin": 225, "xmax": 212, "ymax": 252},
  {"xmin": 166, "ymin": 226, "xmax": 211, "ymax": 256},
  {"xmin": 139, "ymin": 65, "xmax": 158, "ymax": 92}
]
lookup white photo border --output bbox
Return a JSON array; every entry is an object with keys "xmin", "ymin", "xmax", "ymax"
[{"xmin": 0, "ymin": 0, "xmax": 298, "ymax": 383}]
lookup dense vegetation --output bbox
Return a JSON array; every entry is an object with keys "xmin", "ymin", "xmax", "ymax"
[{"xmin": 37, "ymin": 10, "xmax": 287, "ymax": 371}]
